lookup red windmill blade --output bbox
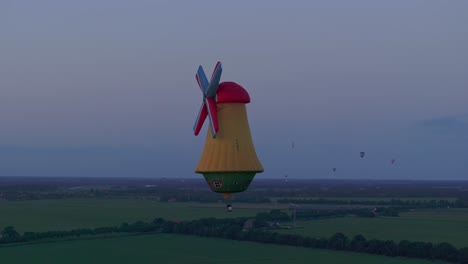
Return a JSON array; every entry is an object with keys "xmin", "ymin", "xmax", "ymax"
[{"xmin": 193, "ymin": 62, "xmax": 222, "ymax": 138}]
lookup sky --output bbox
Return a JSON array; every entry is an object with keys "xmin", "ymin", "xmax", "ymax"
[{"xmin": 0, "ymin": 0, "xmax": 467, "ymax": 179}]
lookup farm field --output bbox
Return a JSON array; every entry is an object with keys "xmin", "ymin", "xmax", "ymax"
[
  {"xmin": 273, "ymin": 197, "xmax": 457, "ymax": 202},
  {"xmin": 402, "ymin": 208, "xmax": 468, "ymax": 221},
  {"xmin": 0, "ymin": 234, "xmax": 446, "ymax": 264},
  {"xmin": 2, "ymin": 199, "xmax": 467, "ymax": 248},
  {"xmin": 279, "ymin": 209, "xmax": 468, "ymax": 247},
  {"xmin": 0, "ymin": 199, "xmax": 269, "ymax": 232}
]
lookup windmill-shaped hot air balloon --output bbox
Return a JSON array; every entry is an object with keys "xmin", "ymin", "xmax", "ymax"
[{"xmin": 193, "ymin": 62, "xmax": 263, "ymax": 205}]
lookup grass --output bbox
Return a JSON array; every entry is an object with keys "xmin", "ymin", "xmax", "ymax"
[
  {"xmin": 0, "ymin": 199, "xmax": 269, "ymax": 232},
  {"xmin": 279, "ymin": 209, "xmax": 468, "ymax": 247},
  {"xmin": 272, "ymin": 197, "xmax": 457, "ymax": 202},
  {"xmin": 0, "ymin": 234, "xmax": 446, "ymax": 264},
  {"xmin": 1, "ymin": 199, "xmax": 467, "ymax": 248}
]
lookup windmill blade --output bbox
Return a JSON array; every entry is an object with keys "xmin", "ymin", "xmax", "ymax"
[
  {"xmin": 193, "ymin": 101, "xmax": 208, "ymax": 136},
  {"xmin": 196, "ymin": 66, "xmax": 209, "ymax": 94},
  {"xmin": 205, "ymin": 97, "xmax": 219, "ymax": 138},
  {"xmin": 206, "ymin": 61, "xmax": 222, "ymax": 98}
]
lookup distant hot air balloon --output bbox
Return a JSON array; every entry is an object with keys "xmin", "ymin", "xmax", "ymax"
[
  {"xmin": 193, "ymin": 62, "xmax": 263, "ymax": 202},
  {"xmin": 332, "ymin": 168, "xmax": 337, "ymax": 172},
  {"xmin": 360, "ymin": 152, "xmax": 365, "ymax": 158}
]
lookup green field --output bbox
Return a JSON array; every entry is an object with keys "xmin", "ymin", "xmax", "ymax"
[
  {"xmin": 0, "ymin": 199, "xmax": 268, "ymax": 232},
  {"xmin": 272, "ymin": 197, "xmax": 457, "ymax": 202},
  {"xmin": 0, "ymin": 234, "xmax": 445, "ymax": 264},
  {"xmin": 2, "ymin": 199, "xmax": 467, "ymax": 249},
  {"xmin": 279, "ymin": 209, "xmax": 468, "ymax": 247},
  {"xmin": 403, "ymin": 208, "xmax": 468, "ymax": 221}
]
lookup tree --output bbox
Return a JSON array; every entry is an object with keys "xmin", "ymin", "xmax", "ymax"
[
  {"xmin": 398, "ymin": 240, "xmax": 411, "ymax": 257},
  {"xmin": 433, "ymin": 242, "xmax": 458, "ymax": 262},
  {"xmin": 316, "ymin": 238, "xmax": 328, "ymax": 248},
  {"xmin": 366, "ymin": 239, "xmax": 382, "ymax": 254},
  {"xmin": 382, "ymin": 240, "xmax": 398, "ymax": 256},
  {"xmin": 1, "ymin": 226, "xmax": 21, "ymax": 242},
  {"xmin": 152, "ymin": 218, "xmax": 166, "ymax": 225},
  {"xmin": 459, "ymin": 247, "xmax": 468, "ymax": 264},
  {"xmin": 349, "ymin": 234, "xmax": 367, "ymax": 252},
  {"xmin": 328, "ymin": 233, "xmax": 348, "ymax": 250},
  {"xmin": 402, "ymin": 241, "xmax": 431, "ymax": 259},
  {"xmin": 222, "ymin": 225, "xmax": 242, "ymax": 240},
  {"xmin": 162, "ymin": 221, "xmax": 176, "ymax": 233}
]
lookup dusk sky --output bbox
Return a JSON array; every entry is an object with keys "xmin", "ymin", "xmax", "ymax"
[{"xmin": 1, "ymin": 1, "xmax": 467, "ymax": 179}]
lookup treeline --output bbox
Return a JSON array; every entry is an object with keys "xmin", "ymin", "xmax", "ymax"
[
  {"xmin": 3, "ymin": 178, "xmax": 468, "ymax": 206},
  {"xmin": 3, "ymin": 181, "xmax": 468, "ymax": 211},
  {"xmin": 256, "ymin": 208, "xmax": 380, "ymax": 220},
  {"xmin": 246, "ymin": 208, "xmax": 399, "ymax": 222},
  {"xmin": 0, "ymin": 221, "xmax": 163, "ymax": 244},
  {"xmin": 0, "ymin": 189, "xmax": 272, "ymax": 203},
  {"xmin": 159, "ymin": 193, "xmax": 271, "ymax": 203},
  {"xmin": 1, "ymin": 213, "xmax": 468, "ymax": 263},
  {"xmin": 277, "ymin": 198, "xmax": 467, "ymax": 208},
  {"xmin": 294, "ymin": 207, "xmax": 400, "ymax": 219},
  {"xmin": 141, "ymin": 216, "xmax": 468, "ymax": 264}
]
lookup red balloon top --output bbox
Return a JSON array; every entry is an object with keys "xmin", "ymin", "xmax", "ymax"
[{"xmin": 216, "ymin": 82, "xmax": 251, "ymax": 104}]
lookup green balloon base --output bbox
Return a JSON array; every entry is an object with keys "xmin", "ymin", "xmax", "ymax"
[{"xmin": 201, "ymin": 172, "xmax": 257, "ymax": 194}]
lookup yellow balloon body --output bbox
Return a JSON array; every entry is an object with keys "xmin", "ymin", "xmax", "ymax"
[{"xmin": 195, "ymin": 103, "xmax": 263, "ymax": 194}]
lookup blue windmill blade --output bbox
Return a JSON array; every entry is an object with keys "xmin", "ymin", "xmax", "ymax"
[
  {"xmin": 205, "ymin": 99, "xmax": 218, "ymax": 138},
  {"xmin": 206, "ymin": 62, "xmax": 222, "ymax": 98},
  {"xmin": 196, "ymin": 66, "xmax": 209, "ymax": 95}
]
